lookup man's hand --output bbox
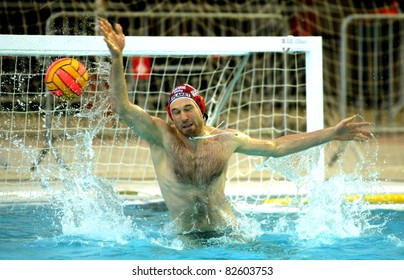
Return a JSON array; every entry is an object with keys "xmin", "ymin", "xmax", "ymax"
[
  {"xmin": 98, "ymin": 18, "xmax": 125, "ymax": 58},
  {"xmin": 334, "ymin": 115, "xmax": 373, "ymax": 141}
]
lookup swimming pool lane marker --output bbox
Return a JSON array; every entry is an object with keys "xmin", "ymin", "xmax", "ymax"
[{"xmin": 264, "ymin": 193, "xmax": 404, "ymax": 205}]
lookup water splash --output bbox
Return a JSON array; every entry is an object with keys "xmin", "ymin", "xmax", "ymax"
[
  {"xmin": 257, "ymin": 141, "xmax": 385, "ymax": 242},
  {"xmin": 51, "ymin": 172, "xmax": 134, "ymax": 243},
  {"xmin": 14, "ymin": 62, "xmax": 138, "ymax": 243},
  {"xmin": 150, "ymin": 210, "xmax": 263, "ymax": 249},
  {"xmin": 294, "ymin": 174, "xmax": 378, "ymax": 242}
]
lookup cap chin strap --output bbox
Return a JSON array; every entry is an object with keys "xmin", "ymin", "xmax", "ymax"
[{"xmin": 188, "ymin": 121, "xmax": 236, "ymax": 140}]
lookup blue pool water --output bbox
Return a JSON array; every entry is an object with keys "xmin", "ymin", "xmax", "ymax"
[
  {"xmin": 3, "ymin": 96, "xmax": 402, "ymax": 260},
  {"xmin": 3, "ymin": 135, "xmax": 403, "ymax": 260},
  {"xmin": 1, "ymin": 200, "xmax": 403, "ymax": 260}
]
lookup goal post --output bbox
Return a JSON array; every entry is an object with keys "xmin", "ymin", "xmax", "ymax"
[{"xmin": 0, "ymin": 34, "xmax": 323, "ymax": 203}]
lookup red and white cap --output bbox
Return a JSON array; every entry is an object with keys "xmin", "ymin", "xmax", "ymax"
[{"xmin": 166, "ymin": 84, "xmax": 207, "ymax": 121}]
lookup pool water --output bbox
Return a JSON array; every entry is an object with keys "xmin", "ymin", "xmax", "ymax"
[
  {"xmin": 1, "ymin": 201, "xmax": 403, "ymax": 260},
  {"xmin": 2, "ymin": 110, "xmax": 402, "ymax": 260}
]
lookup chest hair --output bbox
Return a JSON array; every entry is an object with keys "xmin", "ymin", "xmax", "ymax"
[{"xmin": 168, "ymin": 138, "xmax": 229, "ymax": 187}]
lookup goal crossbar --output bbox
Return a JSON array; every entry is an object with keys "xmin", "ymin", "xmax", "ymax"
[{"xmin": 1, "ymin": 35, "xmax": 321, "ymax": 56}]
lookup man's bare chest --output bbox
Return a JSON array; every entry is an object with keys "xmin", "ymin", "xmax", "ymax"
[{"xmin": 168, "ymin": 139, "xmax": 231, "ymax": 186}]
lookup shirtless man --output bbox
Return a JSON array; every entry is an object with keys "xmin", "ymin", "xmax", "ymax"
[{"xmin": 98, "ymin": 18, "xmax": 372, "ymax": 235}]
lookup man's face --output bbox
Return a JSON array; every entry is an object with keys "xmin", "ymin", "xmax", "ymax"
[{"xmin": 170, "ymin": 98, "xmax": 204, "ymax": 137}]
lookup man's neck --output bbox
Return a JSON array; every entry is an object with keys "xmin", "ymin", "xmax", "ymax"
[{"xmin": 175, "ymin": 125, "xmax": 210, "ymax": 146}]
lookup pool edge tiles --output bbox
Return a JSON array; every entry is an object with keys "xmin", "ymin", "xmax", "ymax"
[{"xmin": 1, "ymin": 180, "xmax": 404, "ymax": 208}]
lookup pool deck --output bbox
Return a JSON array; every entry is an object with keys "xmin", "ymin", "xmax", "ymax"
[{"xmin": 1, "ymin": 178, "xmax": 404, "ymax": 206}]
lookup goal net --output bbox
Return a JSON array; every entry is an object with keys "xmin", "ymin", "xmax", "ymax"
[
  {"xmin": 2, "ymin": 0, "xmax": 404, "ymax": 184},
  {"xmin": 0, "ymin": 34, "xmax": 323, "ymax": 206}
]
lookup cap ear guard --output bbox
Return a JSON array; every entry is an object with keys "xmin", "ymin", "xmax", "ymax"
[{"xmin": 193, "ymin": 95, "xmax": 208, "ymax": 121}]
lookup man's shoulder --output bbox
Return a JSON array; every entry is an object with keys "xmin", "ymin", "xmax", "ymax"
[
  {"xmin": 215, "ymin": 127, "xmax": 249, "ymax": 139},
  {"xmin": 150, "ymin": 116, "xmax": 175, "ymax": 132},
  {"xmin": 204, "ymin": 127, "xmax": 250, "ymax": 144}
]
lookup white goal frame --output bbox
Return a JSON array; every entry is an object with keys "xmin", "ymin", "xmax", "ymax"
[
  {"xmin": 0, "ymin": 34, "xmax": 324, "ymax": 179},
  {"xmin": 0, "ymin": 34, "xmax": 323, "ymax": 128}
]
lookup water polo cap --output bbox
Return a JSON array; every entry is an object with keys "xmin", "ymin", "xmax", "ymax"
[{"xmin": 166, "ymin": 84, "xmax": 208, "ymax": 121}]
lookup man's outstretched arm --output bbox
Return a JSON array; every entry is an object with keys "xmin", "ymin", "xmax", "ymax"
[
  {"xmin": 235, "ymin": 115, "xmax": 372, "ymax": 158},
  {"xmin": 98, "ymin": 18, "xmax": 166, "ymax": 144}
]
